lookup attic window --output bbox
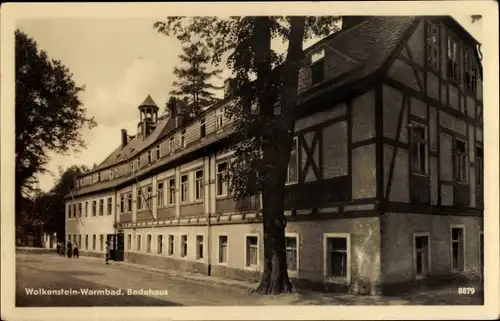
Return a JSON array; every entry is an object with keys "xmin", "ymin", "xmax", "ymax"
[
  {"xmin": 464, "ymin": 49, "xmax": 477, "ymax": 94},
  {"xmin": 447, "ymin": 37, "xmax": 460, "ymax": 84},
  {"xmin": 426, "ymin": 21, "xmax": 439, "ymax": 71},
  {"xmin": 147, "ymin": 150, "xmax": 152, "ymax": 163},
  {"xmin": 310, "ymin": 48, "xmax": 325, "ymax": 85}
]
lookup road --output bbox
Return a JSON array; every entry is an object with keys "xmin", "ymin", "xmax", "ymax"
[
  {"xmin": 16, "ymin": 252, "xmax": 262, "ymax": 306},
  {"xmin": 16, "ymin": 252, "xmax": 483, "ymax": 307}
]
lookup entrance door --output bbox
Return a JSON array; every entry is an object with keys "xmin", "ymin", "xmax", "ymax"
[{"xmin": 115, "ymin": 232, "xmax": 125, "ymax": 261}]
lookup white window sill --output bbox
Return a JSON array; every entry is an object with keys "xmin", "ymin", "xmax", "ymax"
[{"xmin": 324, "ymin": 276, "xmax": 350, "ymax": 285}]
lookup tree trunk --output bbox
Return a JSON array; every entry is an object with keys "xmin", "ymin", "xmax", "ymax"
[{"xmin": 254, "ymin": 170, "xmax": 293, "ymax": 295}]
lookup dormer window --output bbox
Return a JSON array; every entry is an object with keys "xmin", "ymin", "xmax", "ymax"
[
  {"xmin": 136, "ymin": 158, "xmax": 140, "ymax": 171},
  {"xmin": 310, "ymin": 48, "xmax": 325, "ymax": 85},
  {"xmin": 110, "ymin": 169, "xmax": 114, "ymax": 180},
  {"xmin": 97, "ymin": 172, "xmax": 101, "ymax": 182},
  {"xmin": 147, "ymin": 150, "xmax": 152, "ymax": 163},
  {"xmin": 200, "ymin": 118, "xmax": 206, "ymax": 138},
  {"xmin": 426, "ymin": 21, "xmax": 439, "ymax": 71},
  {"xmin": 447, "ymin": 37, "xmax": 460, "ymax": 84},
  {"xmin": 156, "ymin": 145, "xmax": 161, "ymax": 159},
  {"xmin": 181, "ymin": 130, "xmax": 186, "ymax": 148}
]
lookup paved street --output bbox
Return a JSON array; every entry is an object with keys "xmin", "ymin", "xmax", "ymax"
[{"xmin": 16, "ymin": 252, "xmax": 483, "ymax": 306}]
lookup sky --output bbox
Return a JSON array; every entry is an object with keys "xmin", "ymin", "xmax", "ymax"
[{"xmin": 16, "ymin": 16, "xmax": 482, "ymax": 193}]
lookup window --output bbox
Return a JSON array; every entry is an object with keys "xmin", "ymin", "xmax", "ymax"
[
  {"xmin": 195, "ymin": 170, "xmax": 204, "ymax": 200},
  {"xmin": 245, "ymin": 235, "xmax": 259, "ymax": 267},
  {"xmin": 479, "ymin": 232, "xmax": 484, "ymax": 271},
  {"xmin": 464, "ymin": 49, "xmax": 478, "ymax": 93},
  {"xmin": 68, "ymin": 204, "xmax": 72, "ymax": 219},
  {"xmin": 156, "ymin": 145, "xmax": 161, "ymax": 160},
  {"xmin": 147, "ymin": 150, "xmax": 152, "ymax": 163},
  {"xmin": 92, "ymin": 201, "xmax": 97, "ymax": 216},
  {"xmin": 127, "ymin": 194, "xmax": 132, "ymax": 212},
  {"xmin": 410, "ymin": 123, "xmax": 428, "ymax": 175},
  {"xmin": 85, "ymin": 202, "xmax": 88, "ymax": 217},
  {"xmin": 169, "ymin": 137, "xmax": 175, "ymax": 153},
  {"xmin": 286, "ymin": 235, "xmax": 298, "ymax": 272},
  {"xmin": 78, "ymin": 235, "xmax": 82, "ymax": 248},
  {"xmin": 136, "ymin": 158, "xmax": 140, "ymax": 170},
  {"xmin": 310, "ymin": 48, "xmax": 325, "ymax": 85},
  {"xmin": 180, "ymin": 174, "xmax": 188, "ymax": 203},
  {"xmin": 92, "ymin": 234, "xmax": 96, "ymax": 251},
  {"xmin": 107, "ymin": 197, "xmax": 112, "ymax": 215},
  {"xmin": 286, "ymin": 137, "xmax": 298, "ymax": 183},
  {"xmin": 218, "ymin": 235, "xmax": 228, "ymax": 264},
  {"xmin": 146, "ymin": 185, "xmax": 152, "ymax": 209},
  {"xmin": 447, "ymin": 37, "xmax": 459, "ymax": 83},
  {"xmin": 157, "ymin": 182, "xmax": 164, "ymax": 207},
  {"xmin": 451, "ymin": 227, "xmax": 465, "ymax": 271},
  {"xmin": 99, "ymin": 199, "xmax": 104, "ymax": 216},
  {"xmin": 97, "ymin": 172, "xmax": 101, "ymax": 182},
  {"xmin": 216, "ymin": 110, "xmax": 224, "ymax": 130},
  {"xmin": 216, "ymin": 162, "xmax": 228, "ymax": 196},
  {"xmin": 146, "ymin": 235, "xmax": 152, "ymax": 253},
  {"xmin": 137, "ymin": 188, "xmax": 143, "ymax": 210},
  {"xmin": 85, "ymin": 235, "xmax": 88, "ymax": 250},
  {"xmin": 454, "ymin": 139, "xmax": 467, "ymax": 183},
  {"xmin": 426, "ymin": 21, "xmax": 439, "ymax": 70},
  {"xmin": 157, "ymin": 235, "xmax": 163, "ymax": 254},
  {"xmin": 110, "ymin": 169, "xmax": 114, "ymax": 180},
  {"xmin": 324, "ymin": 234, "xmax": 350, "ymax": 280},
  {"xmin": 196, "ymin": 235, "xmax": 204, "ymax": 260},
  {"xmin": 120, "ymin": 195, "xmax": 125, "ymax": 214},
  {"xmin": 476, "ymin": 146, "xmax": 483, "ymax": 186},
  {"xmin": 78, "ymin": 203, "xmax": 82, "ymax": 217},
  {"xmin": 100, "ymin": 234, "xmax": 104, "ymax": 252},
  {"xmin": 168, "ymin": 235, "xmax": 174, "ymax": 256},
  {"xmin": 136, "ymin": 235, "xmax": 142, "ymax": 252},
  {"xmin": 200, "ymin": 118, "xmax": 206, "ymax": 138},
  {"xmin": 414, "ymin": 233, "xmax": 430, "ymax": 278},
  {"xmin": 180, "ymin": 235, "xmax": 188, "ymax": 257},
  {"xmin": 127, "ymin": 234, "xmax": 132, "ymax": 251},
  {"xmin": 168, "ymin": 178, "xmax": 176, "ymax": 205},
  {"xmin": 180, "ymin": 130, "xmax": 186, "ymax": 148}
]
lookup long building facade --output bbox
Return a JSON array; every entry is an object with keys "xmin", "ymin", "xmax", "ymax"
[{"xmin": 65, "ymin": 16, "xmax": 484, "ymax": 294}]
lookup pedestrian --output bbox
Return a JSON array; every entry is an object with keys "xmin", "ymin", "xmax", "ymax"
[
  {"xmin": 59, "ymin": 242, "xmax": 66, "ymax": 257},
  {"xmin": 105, "ymin": 241, "xmax": 110, "ymax": 264},
  {"xmin": 67, "ymin": 241, "xmax": 73, "ymax": 258},
  {"xmin": 56, "ymin": 242, "xmax": 61, "ymax": 256},
  {"xmin": 73, "ymin": 243, "xmax": 79, "ymax": 259}
]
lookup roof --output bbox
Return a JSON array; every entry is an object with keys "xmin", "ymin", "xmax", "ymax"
[
  {"xmin": 70, "ymin": 16, "xmax": 450, "ymax": 198},
  {"xmin": 139, "ymin": 95, "xmax": 159, "ymax": 109}
]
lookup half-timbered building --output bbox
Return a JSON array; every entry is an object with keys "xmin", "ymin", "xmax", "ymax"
[{"xmin": 65, "ymin": 16, "xmax": 483, "ymax": 294}]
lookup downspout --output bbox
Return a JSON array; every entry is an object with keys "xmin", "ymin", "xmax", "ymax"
[{"xmin": 206, "ymin": 152, "xmax": 212, "ymax": 276}]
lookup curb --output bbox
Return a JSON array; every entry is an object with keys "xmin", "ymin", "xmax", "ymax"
[{"xmin": 112, "ymin": 261, "xmax": 258, "ymax": 291}]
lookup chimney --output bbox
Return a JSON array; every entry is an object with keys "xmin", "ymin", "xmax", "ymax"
[
  {"xmin": 121, "ymin": 129, "xmax": 128, "ymax": 147},
  {"xmin": 224, "ymin": 78, "xmax": 236, "ymax": 98},
  {"xmin": 342, "ymin": 16, "xmax": 370, "ymax": 30}
]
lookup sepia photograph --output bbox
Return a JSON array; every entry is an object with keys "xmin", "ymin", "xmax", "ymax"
[{"xmin": 1, "ymin": 2, "xmax": 499, "ymax": 320}]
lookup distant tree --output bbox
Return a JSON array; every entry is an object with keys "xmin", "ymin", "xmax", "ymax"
[
  {"xmin": 169, "ymin": 42, "xmax": 223, "ymax": 116},
  {"xmin": 34, "ymin": 165, "xmax": 89, "ymax": 239},
  {"xmin": 154, "ymin": 16, "xmax": 340, "ymax": 295},
  {"xmin": 15, "ymin": 30, "xmax": 96, "ymax": 226}
]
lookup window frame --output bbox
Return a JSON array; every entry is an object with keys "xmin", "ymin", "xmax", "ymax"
[
  {"xmin": 107, "ymin": 197, "xmax": 112, "ymax": 215},
  {"xmin": 426, "ymin": 21, "xmax": 439, "ymax": 71},
  {"xmin": 195, "ymin": 169, "xmax": 204, "ymax": 201},
  {"xmin": 447, "ymin": 36, "xmax": 460, "ymax": 84},
  {"xmin": 180, "ymin": 129, "xmax": 186, "ymax": 149},
  {"xmin": 99, "ymin": 199, "xmax": 104, "ymax": 216},
  {"xmin": 127, "ymin": 234, "xmax": 132, "ymax": 251},
  {"xmin": 157, "ymin": 234, "xmax": 163, "ymax": 254},
  {"xmin": 450, "ymin": 225, "xmax": 466, "ymax": 272},
  {"xmin": 168, "ymin": 178, "xmax": 176, "ymax": 205},
  {"xmin": 453, "ymin": 138, "xmax": 468, "ymax": 184},
  {"xmin": 285, "ymin": 232, "xmax": 300, "ymax": 277},
  {"xmin": 410, "ymin": 121, "xmax": 429, "ymax": 176},
  {"xmin": 195, "ymin": 234, "xmax": 204, "ymax": 261},
  {"xmin": 217, "ymin": 234, "xmax": 229, "ymax": 265},
  {"xmin": 99, "ymin": 234, "xmax": 104, "ymax": 252},
  {"xmin": 413, "ymin": 232, "xmax": 431, "ymax": 279},
  {"xmin": 200, "ymin": 117, "xmax": 206, "ymax": 138},
  {"xmin": 216, "ymin": 161, "xmax": 229, "ymax": 197},
  {"xmin": 464, "ymin": 48, "xmax": 478, "ymax": 94},
  {"xmin": 169, "ymin": 137, "xmax": 175, "ymax": 154},
  {"xmin": 244, "ymin": 233, "xmax": 260, "ymax": 270},
  {"xmin": 180, "ymin": 174, "xmax": 189, "ymax": 203},
  {"xmin": 147, "ymin": 150, "xmax": 152, "ymax": 163},
  {"xmin": 180, "ymin": 234, "xmax": 188, "ymax": 258},
  {"xmin": 156, "ymin": 144, "xmax": 161, "ymax": 160},
  {"xmin": 168, "ymin": 234, "xmax": 175, "ymax": 256},
  {"xmin": 146, "ymin": 234, "xmax": 152, "ymax": 253},
  {"xmin": 285, "ymin": 137, "xmax": 299, "ymax": 185},
  {"xmin": 92, "ymin": 200, "xmax": 97, "ymax": 216},
  {"xmin": 157, "ymin": 181, "xmax": 164, "ymax": 207},
  {"xmin": 323, "ymin": 233, "xmax": 351, "ymax": 284},
  {"xmin": 136, "ymin": 234, "xmax": 142, "ymax": 252},
  {"xmin": 92, "ymin": 234, "xmax": 96, "ymax": 251}
]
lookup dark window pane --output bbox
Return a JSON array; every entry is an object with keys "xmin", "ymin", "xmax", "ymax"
[
  {"xmin": 330, "ymin": 251, "xmax": 347, "ymax": 277},
  {"xmin": 329, "ymin": 237, "xmax": 347, "ymax": 251}
]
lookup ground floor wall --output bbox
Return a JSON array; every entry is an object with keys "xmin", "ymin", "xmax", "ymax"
[{"xmin": 381, "ymin": 213, "xmax": 483, "ymax": 293}]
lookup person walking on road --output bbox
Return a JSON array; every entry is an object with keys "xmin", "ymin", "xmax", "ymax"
[
  {"xmin": 73, "ymin": 243, "xmax": 79, "ymax": 259},
  {"xmin": 105, "ymin": 241, "xmax": 111, "ymax": 264},
  {"xmin": 67, "ymin": 241, "xmax": 73, "ymax": 258}
]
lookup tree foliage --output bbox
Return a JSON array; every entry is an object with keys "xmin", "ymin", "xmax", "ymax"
[
  {"xmin": 154, "ymin": 16, "xmax": 340, "ymax": 294},
  {"xmin": 34, "ymin": 165, "xmax": 89, "ymax": 238},
  {"xmin": 15, "ymin": 30, "xmax": 96, "ymax": 200},
  {"xmin": 169, "ymin": 42, "xmax": 223, "ymax": 116}
]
